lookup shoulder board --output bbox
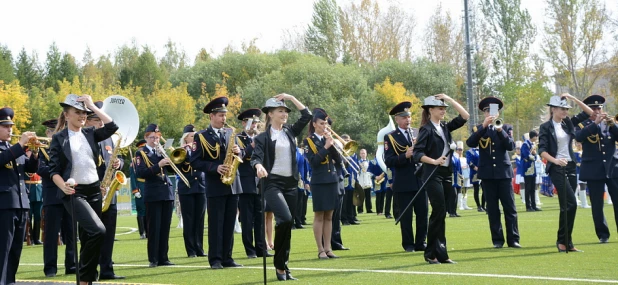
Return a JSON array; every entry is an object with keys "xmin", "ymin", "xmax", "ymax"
[
  {"xmin": 306, "ymin": 137, "xmax": 319, "ymax": 154},
  {"xmin": 473, "ymin": 125, "xmax": 478, "ymax": 132},
  {"xmin": 578, "ymin": 123, "xmax": 584, "ymax": 129}
]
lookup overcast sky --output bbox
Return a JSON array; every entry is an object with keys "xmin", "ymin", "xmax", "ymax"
[{"xmin": 1, "ymin": 0, "xmax": 615, "ymax": 64}]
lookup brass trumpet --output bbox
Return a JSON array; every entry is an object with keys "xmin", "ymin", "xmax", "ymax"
[
  {"xmin": 325, "ymin": 125, "xmax": 361, "ymax": 174},
  {"xmin": 11, "ymin": 135, "xmax": 51, "ymax": 151}
]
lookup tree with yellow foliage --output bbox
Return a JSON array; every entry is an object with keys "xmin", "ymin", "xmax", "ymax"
[
  {"xmin": 373, "ymin": 77, "xmax": 422, "ymax": 126},
  {"xmin": 0, "ymin": 80, "xmax": 31, "ymax": 133}
]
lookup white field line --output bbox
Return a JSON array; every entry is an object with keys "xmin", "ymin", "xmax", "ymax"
[{"xmin": 18, "ymin": 263, "xmax": 618, "ymax": 283}]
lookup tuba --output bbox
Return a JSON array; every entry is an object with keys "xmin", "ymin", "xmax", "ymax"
[
  {"xmin": 100, "ymin": 95, "xmax": 140, "ymax": 213},
  {"xmin": 375, "ymin": 116, "xmax": 396, "ymax": 174},
  {"xmin": 221, "ymin": 124, "xmax": 243, "ymax": 186}
]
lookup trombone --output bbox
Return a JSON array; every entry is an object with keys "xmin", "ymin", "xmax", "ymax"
[
  {"xmin": 155, "ymin": 137, "xmax": 190, "ymax": 187},
  {"xmin": 11, "ymin": 135, "xmax": 51, "ymax": 151},
  {"xmin": 325, "ymin": 125, "xmax": 361, "ymax": 174}
]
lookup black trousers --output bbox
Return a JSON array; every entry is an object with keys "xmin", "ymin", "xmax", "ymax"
[
  {"xmin": 586, "ymin": 179, "xmax": 618, "ymax": 240},
  {"xmin": 99, "ymin": 203, "xmax": 117, "ymax": 277},
  {"xmin": 481, "ymin": 179, "xmax": 520, "ymax": 246},
  {"xmin": 331, "ymin": 192, "xmax": 344, "ymax": 249},
  {"xmin": 385, "ymin": 190, "xmax": 393, "ymax": 216},
  {"xmin": 447, "ymin": 186, "xmax": 460, "ymax": 214},
  {"xmin": 342, "ymin": 190, "xmax": 355, "ymax": 223},
  {"xmin": 301, "ymin": 191, "xmax": 309, "ymax": 224},
  {"xmin": 473, "ymin": 183, "xmax": 485, "ymax": 209},
  {"xmin": 0, "ymin": 209, "xmax": 28, "ymax": 284},
  {"xmin": 145, "ymin": 200, "xmax": 173, "ymax": 264},
  {"xmin": 357, "ymin": 188, "xmax": 373, "ymax": 212},
  {"xmin": 375, "ymin": 192, "xmax": 385, "ymax": 214},
  {"xmin": 207, "ymin": 194, "xmax": 238, "ymax": 266},
  {"xmin": 180, "ymin": 193, "xmax": 206, "ymax": 257},
  {"xmin": 395, "ymin": 191, "xmax": 428, "ymax": 251},
  {"xmin": 548, "ymin": 162, "xmax": 578, "ymax": 246},
  {"xmin": 63, "ymin": 184, "xmax": 106, "ymax": 282},
  {"xmin": 524, "ymin": 176, "xmax": 537, "ymax": 210},
  {"xmin": 43, "ymin": 204, "xmax": 75, "ymax": 276},
  {"xmin": 424, "ymin": 167, "xmax": 454, "ymax": 262},
  {"xmin": 238, "ymin": 193, "xmax": 264, "ymax": 257},
  {"xmin": 294, "ymin": 190, "xmax": 304, "ymax": 226},
  {"xmin": 263, "ymin": 174, "xmax": 297, "ymax": 271}
]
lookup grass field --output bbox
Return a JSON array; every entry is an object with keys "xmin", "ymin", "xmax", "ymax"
[{"xmin": 16, "ymin": 194, "xmax": 618, "ymax": 284}]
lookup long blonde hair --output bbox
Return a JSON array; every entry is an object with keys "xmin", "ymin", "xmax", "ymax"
[{"xmin": 54, "ymin": 107, "xmax": 70, "ymax": 134}]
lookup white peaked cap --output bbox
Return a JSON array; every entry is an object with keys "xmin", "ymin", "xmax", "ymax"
[
  {"xmin": 456, "ymin": 141, "xmax": 464, "ymax": 149},
  {"xmin": 515, "ymin": 140, "xmax": 523, "ymax": 148}
]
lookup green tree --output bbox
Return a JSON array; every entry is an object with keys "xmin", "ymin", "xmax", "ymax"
[
  {"xmin": 115, "ymin": 43, "xmax": 140, "ymax": 89},
  {"xmin": 304, "ymin": 0, "xmax": 341, "ymax": 63},
  {"xmin": 543, "ymin": 0, "xmax": 609, "ymax": 98},
  {"xmin": 15, "ymin": 48, "xmax": 43, "ymax": 90},
  {"xmin": 194, "ymin": 48, "xmax": 211, "ymax": 64},
  {"xmin": 44, "ymin": 42, "xmax": 63, "ymax": 91},
  {"xmin": 481, "ymin": 0, "xmax": 536, "ymax": 86},
  {"xmin": 0, "ymin": 45, "xmax": 15, "ymax": 83},
  {"xmin": 134, "ymin": 47, "xmax": 164, "ymax": 95},
  {"xmin": 160, "ymin": 39, "xmax": 187, "ymax": 81},
  {"xmin": 60, "ymin": 53, "xmax": 79, "ymax": 83}
]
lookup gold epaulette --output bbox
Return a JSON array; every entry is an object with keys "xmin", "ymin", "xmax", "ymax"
[
  {"xmin": 237, "ymin": 137, "xmax": 246, "ymax": 149},
  {"xmin": 578, "ymin": 123, "xmax": 584, "ymax": 129},
  {"xmin": 137, "ymin": 178, "xmax": 145, "ymax": 183},
  {"xmin": 98, "ymin": 155, "xmax": 104, "ymax": 167}
]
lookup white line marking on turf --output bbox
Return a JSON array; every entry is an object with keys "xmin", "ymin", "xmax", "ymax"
[
  {"xmin": 19, "ymin": 263, "xmax": 618, "ymax": 283},
  {"xmin": 115, "ymin": 227, "xmax": 138, "ymax": 236}
]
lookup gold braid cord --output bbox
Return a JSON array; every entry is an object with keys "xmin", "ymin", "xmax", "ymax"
[
  {"xmin": 139, "ymin": 150, "xmax": 154, "ymax": 168},
  {"xmin": 479, "ymin": 137, "xmax": 491, "ymax": 149},
  {"xmin": 40, "ymin": 148, "xmax": 50, "ymax": 161},
  {"xmin": 306, "ymin": 138, "xmax": 328, "ymax": 164},
  {"xmin": 587, "ymin": 134, "xmax": 599, "ymax": 144},
  {"xmin": 198, "ymin": 133, "xmax": 220, "ymax": 159},
  {"xmin": 387, "ymin": 134, "xmax": 408, "ymax": 155}
]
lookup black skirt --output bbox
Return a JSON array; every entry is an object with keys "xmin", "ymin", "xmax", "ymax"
[{"xmin": 310, "ymin": 182, "xmax": 338, "ymax": 212}]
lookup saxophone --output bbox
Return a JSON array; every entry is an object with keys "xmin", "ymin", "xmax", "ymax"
[
  {"xmin": 220, "ymin": 124, "xmax": 243, "ymax": 186},
  {"xmin": 102, "ymin": 133, "xmax": 127, "ymax": 212}
]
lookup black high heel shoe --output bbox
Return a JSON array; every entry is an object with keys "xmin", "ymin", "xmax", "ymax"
[
  {"xmin": 424, "ymin": 257, "xmax": 440, "ymax": 264},
  {"xmin": 286, "ymin": 270, "xmax": 298, "ymax": 281},
  {"xmin": 556, "ymin": 242, "xmax": 567, "ymax": 253},
  {"xmin": 325, "ymin": 250, "xmax": 339, "ymax": 258},
  {"xmin": 276, "ymin": 270, "xmax": 287, "ymax": 281}
]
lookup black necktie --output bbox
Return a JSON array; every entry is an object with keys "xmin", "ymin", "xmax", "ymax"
[
  {"xmin": 405, "ymin": 130, "xmax": 412, "ymax": 144},
  {"xmin": 219, "ymin": 130, "xmax": 226, "ymax": 147}
]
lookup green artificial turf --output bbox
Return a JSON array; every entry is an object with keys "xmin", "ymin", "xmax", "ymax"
[{"xmin": 16, "ymin": 195, "xmax": 618, "ymax": 284}]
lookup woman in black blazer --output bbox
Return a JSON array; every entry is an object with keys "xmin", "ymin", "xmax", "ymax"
[
  {"xmin": 413, "ymin": 94, "xmax": 469, "ymax": 264},
  {"xmin": 48, "ymin": 94, "xmax": 117, "ymax": 285},
  {"xmin": 303, "ymin": 108, "xmax": 343, "ymax": 261},
  {"xmin": 538, "ymin": 94, "xmax": 591, "ymax": 253},
  {"xmin": 251, "ymin": 94, "xmax": 311, "ymax": 281}
]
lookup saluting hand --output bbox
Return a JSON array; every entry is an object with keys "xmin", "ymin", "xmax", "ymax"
[
  {"xmin": 274, "ymin": 93, "xmax": 295, "ymax": 101},
  {"xmin": 76, "ymin": 94, "xmax": 95, "ymax": 109}
]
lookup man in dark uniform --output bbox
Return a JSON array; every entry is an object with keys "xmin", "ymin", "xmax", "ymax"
[
  {"xmin": 85, "ymin": 101, "xmax": 125, "ymax": 280},
  {"xmin": 466, "ymin": 96, "xmax": 521, "ymax": 249},
  {"xmin": 574, "ymin": 94, "xmax": 618, "ymax": 243},
  {"xmin": 190, "ymin": 96, "xmax": 243, "ymax": 269},
  {"xmin": 236, "ymin": 109, "xmax": 271, "ymax": 258},
  {"xmin": 135, "ymin": 124, "xmax": 175, "ymax": 268},
  {"xmin": 26, "ymin": 170, "xmax": 43, "ymax": 245},
  {"xmin": 0, "ymin": 107, "xmax": 38, "ymax": 284},
  {"xmin": 130, "ymin": 139, "xmax": 147, "ymax": 239},
  {"xmin": 384, "ymin": 101, "xmax": 427, "ymax": 252},
  {"xmin": 521, "ymin": 130, "xmax": 540, "ymax": 211},
  {"xmin": 176, "ymin": 124, "xmax": 207, "ymax": 258},
  {"xmin": 38, "ymin": 119, "xmax": 76, "ymax": 277}
]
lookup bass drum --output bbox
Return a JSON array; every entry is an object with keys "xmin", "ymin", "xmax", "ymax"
[{"xmin": 100, "ymin": 95, "xmax": 140, "ymax": 148}]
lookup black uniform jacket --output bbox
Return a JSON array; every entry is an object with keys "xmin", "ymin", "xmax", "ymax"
[
  {"xmin": 135, "ymin": 146, "xmax": 174, "ymax": 202},
  {"xmin": 575, "ymin": 116, "xmax": 618, "ymax": 180},
  {"xmin": 303, "ymin": 134, "xmax": 342, "ymax": 185},
  {"xmin": 37, "ymin": 149, "xmax": 62, "ymax": 206},
  {"xmin": 237, "ymin": 131, "xmax": 257, "ymax": 194},
  {"xmin": 175, "ymin": 147, "xmax": 206, "ymax": 195},
  {"xmin": 466, "ymin": 123, "xmax": 515, "ymax": 180},
  {"xmin": 251, "ymin": 108, "xmax": 312, "ymax": 182},
  {"xmin": 538, "ymin": 112, "xmax": 588, "ymax": 174},
  {"xmin": 191, "ymin": 126, "xmax": 243, "ymax": 198},
  {"xmin": 384, "ymin": 128, "xmax": 421, "ymax": 192},
  {"xmin": 413, "ymin": 115, "xmax": 467, "ymax": 182},
  {"xmin": 48, "ymin": 122, "xmax": 118, "ymax": 199},
  {"xmin": 0, "ymin": 142, "xmax": 36, "ymax": 209}
]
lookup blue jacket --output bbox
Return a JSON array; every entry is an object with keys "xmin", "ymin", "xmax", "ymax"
[
  {"xmin": 296, "ymin": 147, "xmax": 309, "ymax": 192},
  {"xmin": 452, "ymin": 154, "xmax": 462, "ymax": 188},
  {"xmin": 520, "ymin": 139, "xmax": 536, "ymax": 177},
  {"xmin": 465, "ymin": 148, "xmax": 480, "ymax": 185}
]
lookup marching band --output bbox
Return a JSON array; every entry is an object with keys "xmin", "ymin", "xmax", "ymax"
[{"xmin": 2, "ymin": 90, "xmax": 618, "ymax": 283}]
